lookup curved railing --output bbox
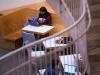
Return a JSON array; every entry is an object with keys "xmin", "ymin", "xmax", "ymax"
[{"xmin": 0, "ymin": 0, "xmax": 91, "ymax": 75}]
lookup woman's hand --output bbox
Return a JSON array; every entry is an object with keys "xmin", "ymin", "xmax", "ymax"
[{"xmin": 38, "ymin": 18, "xmax": 46, "ymax": 23}]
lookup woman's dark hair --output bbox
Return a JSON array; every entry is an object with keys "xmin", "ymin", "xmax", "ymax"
[
  {"xmin": 39, "ymin": 6, "xmax": 50, "ymax": 18},
  {"xmin": 51, "ymin": 59, "xmax": 59, "ymax": 69}
]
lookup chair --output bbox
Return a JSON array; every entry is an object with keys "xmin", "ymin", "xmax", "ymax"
[
  {"xmin": 22, "ymin": 31, "xmax": 36, "ymax": 45},
  {"xmin": 22, "ymin": 32, "xmax": 48, "ymax": 75}
]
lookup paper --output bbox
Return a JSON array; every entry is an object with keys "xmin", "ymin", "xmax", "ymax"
[
  {"xmin": 43, "ymin": 37, "xmax": 66, "ymax": 48},
  {"xmin": 22, "ymin": 25, "xmax": 54, "ymax": 34},
  {"xmin": 31, "ymin": 51, "xmax": 45, "ymax": 57}
]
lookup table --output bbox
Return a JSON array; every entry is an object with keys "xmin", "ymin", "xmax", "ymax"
[
  {"xmin": 22, "ymin": 25, "xmax": 54, "ymax": 35},
  {"xmin": 43, "ymin": 37, "xmax": 67, "ymax": 49}
]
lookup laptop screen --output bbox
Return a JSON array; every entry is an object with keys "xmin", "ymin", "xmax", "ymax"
[{"xmin": 64, "ymin": 64, "xmax": 76, "ymax": 73}]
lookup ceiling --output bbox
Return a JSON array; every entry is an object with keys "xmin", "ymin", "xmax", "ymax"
[{"xmin": 0, "ymin": 0, "xmax": 45, "ymax": 11}]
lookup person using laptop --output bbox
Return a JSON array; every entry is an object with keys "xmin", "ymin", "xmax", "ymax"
[
  {"xmin": 37, "ymin": 6, "xmax": 52, "ymax": 26},
  {"xmin": 24, "ymin": 7, "xmax": 52, "ymax": 26},
  {"xmin": 31, "ymin": 6, "xmax": 52, "ymax": 39}
]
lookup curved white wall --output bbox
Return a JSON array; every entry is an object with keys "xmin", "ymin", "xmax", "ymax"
[{"xmin": 0, "ymin": 0, "xmax": 45, "ymax": 11}]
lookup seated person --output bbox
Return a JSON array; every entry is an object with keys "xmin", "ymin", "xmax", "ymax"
[
  {"xmin": 37, "ymin": 6, "xmax": 52, "ymax": 26},
  {"xmin": 25, "ymin": 7, "xmax": 52, "ymax": 26},
  {"xmin": 43, "ymin": 59, "xmax": 60, "ymax": 75},
  {"xmin": 23, "ymin": 7, "xmax": 52, "ymax": 41},
  {"xmin": 34, "ymin": 6, "xmax": 52, "ymax": 39}
]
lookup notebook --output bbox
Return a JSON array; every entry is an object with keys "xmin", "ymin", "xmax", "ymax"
[
  {"xmin": 64, "ymin": 64, "xmax": 76, "ymax": 73},
  {"xmin": 28, "ymin": 16, "xmax": 39, "ymax": 26}
]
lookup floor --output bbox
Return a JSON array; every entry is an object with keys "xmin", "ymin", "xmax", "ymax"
[{"xmin": 0, "ymin": 50, "xmax": 10, "ymax": 57}]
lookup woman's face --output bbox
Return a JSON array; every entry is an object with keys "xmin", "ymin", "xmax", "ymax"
[{"xmin": 40, "ymin": 11, "xmax": 45, "ymax": 15}]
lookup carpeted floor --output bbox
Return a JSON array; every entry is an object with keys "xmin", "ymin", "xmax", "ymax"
[{"xmin": 0, "ymin": 50, "xmax": 10, "ymax": 57}]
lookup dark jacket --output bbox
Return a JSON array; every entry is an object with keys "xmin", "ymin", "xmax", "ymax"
[
  {"xmin": 37, "ymin": 15, "xmax": 52, "ymax": 25},
  {"xmin": 43, "ymin": 66, "xmax": 59, "ymax": 75}
]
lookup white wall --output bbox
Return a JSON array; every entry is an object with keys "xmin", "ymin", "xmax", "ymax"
[{"xmin": 0, "ymin": 0, "xmax": 45, "ymax": 11}]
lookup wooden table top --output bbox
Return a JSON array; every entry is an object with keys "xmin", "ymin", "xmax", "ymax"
[{"xmin": 22, "ymin": 25, "xmax": 54, "ymax": 35}]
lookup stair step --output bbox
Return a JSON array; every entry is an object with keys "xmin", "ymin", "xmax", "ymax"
[
  {"xmin": 87, "ymin": 33, "xmax": 100, "ymax": 41},
  {"xmin": 89, "ymin": 47, "xmax": 100, "ymax": 55},
  {"xmin": 89, "ymin": 1, "xmax": 100, "ymax": 19},
  {"xmin": 90, "ymin": 62, "xmax": 100, "ymax": 70},
  {"xmin": 88, "ymin": 0, "xmax": 100, "ymax": 5},
  {"xmin": 90, "ymin": 62, "xmax": 100, "ymax": 75},
  {"xmin": 87, "ymin": 39, "xmax": 100, "ymax": 50},
  {"xmin": 89, "ymin": 54, "xmax": 100, "ymax": 62},
  {"xmin": 91, "ymin": 10, "xmax": 100, "ymax": 19},
  {"xmin": 90, "ymin": 4, "xmax": 100, "ymax": 12},
  {"xmin": 87, "ymin": 22, "xmax": 100, "ymax": 51},
  {"xmin": 89, "ymin": 3, "xmax": 100, "ymax": 23},
  {"xmin": 87, "ymin": 25, "xmax": 100, "ymax": 34},
  {"xmin": 91, "ymin": 18, "xmax": 100, "ymax": 27},
  {"xmin": 90, "ymin": 71, "xmax": 100, "ymax": 75}
]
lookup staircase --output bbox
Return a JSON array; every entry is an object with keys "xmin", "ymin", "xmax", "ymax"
[
  {"xmin": 0, "ymin": 0, "xmax": 91, "ymax": 75},
  {"xmin": 87, "ymin": 0, "xmax": 100, "ymax": 75}
]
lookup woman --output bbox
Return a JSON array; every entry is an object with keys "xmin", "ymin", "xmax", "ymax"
[
  {"xmin": 34, "ymin": 6, "xmax": 52, "ymax": 39},
  {"xmin": 37, "ymin": 6, "xmax": 52, "ymax": 25}
]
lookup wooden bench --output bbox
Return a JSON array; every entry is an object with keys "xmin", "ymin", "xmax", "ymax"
[
  {"xmin": 4, "ymin": 30, "xmax": 22, "ymax": 41},
  {"xmin": 0, "ymin": 8, "xmax": 29, "ymax": 50}
]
